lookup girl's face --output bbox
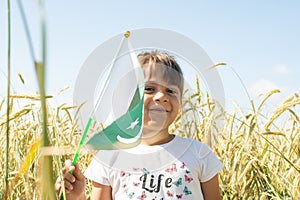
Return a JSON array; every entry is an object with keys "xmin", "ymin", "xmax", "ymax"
[{"xmin": 142, "ymin": 65, "xmax": 181, "ymax": 134}]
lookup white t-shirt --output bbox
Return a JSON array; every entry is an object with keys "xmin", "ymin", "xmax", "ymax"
[{"xmin": 84, "ymin": 135, "xmax": 223, "ymax": 200}]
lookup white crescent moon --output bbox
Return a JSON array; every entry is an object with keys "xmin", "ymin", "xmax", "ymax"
[{"xmin": 117, "ymin": 129, "xmax": 142, "ymax": 144}]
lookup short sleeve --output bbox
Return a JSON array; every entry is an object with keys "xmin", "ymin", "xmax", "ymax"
[
  {"xmin": 84, "ymin": 152, "xmax": 111, "ymax": 186},
  {"xmin": 198, "ymin": 143, "xmax": 223, "ymax": 182}
]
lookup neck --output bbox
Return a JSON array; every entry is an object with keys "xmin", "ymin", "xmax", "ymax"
[{"xmin": 141, "ymin": 128, "xmax": 175, "ymax": 146}]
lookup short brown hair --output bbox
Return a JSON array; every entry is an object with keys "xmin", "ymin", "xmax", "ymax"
[{"xmin": 138, "ymin": 51, "xmax": 184, "ymax": 94}]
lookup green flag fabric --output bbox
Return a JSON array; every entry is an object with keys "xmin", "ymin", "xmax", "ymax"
[{"xmin": 85, "ymin": 37, "xmax": 144, "ymax": 151}]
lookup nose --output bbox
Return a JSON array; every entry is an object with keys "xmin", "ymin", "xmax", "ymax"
[{"xmin": 153, "ymin": 90, "xmax": 168, "ymax": 102}]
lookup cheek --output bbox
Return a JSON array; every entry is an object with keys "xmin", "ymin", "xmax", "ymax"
[
  {"xmin": 143, "ymin": 95, "xmax": 151, "ymax": 108},
  {"xmin": 143, "ymin": 96, "xmax": 151, "ymax": 117},
  {"xmin": 171, "ymin": 108, "xmax": 179, "ymax": 119},
  {"xmin": 172, "ymin": 97, "xmax": 181, "ymax": 111}
]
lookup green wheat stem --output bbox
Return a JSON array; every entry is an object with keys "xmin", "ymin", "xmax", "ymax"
[
  {"xmin": 16, "ymin": 0, "xmax": 36, "ymax": 62},
  {"xmin": 35, "ymin": 1, "xmax": 55, "ymax": 199},
  {"xmin": 4, "ymin": 0, "xmax": 11, "ymax": 198}
]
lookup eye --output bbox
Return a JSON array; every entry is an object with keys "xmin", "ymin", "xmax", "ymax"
[
  {"xmin": 144, "ymin": 86, "xmax": 155, "ymax": 93},
  {"xmin": 166, "ymin": 88, "xmax": 177, "ymax": 95}
]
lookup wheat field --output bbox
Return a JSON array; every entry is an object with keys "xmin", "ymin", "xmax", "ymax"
[
  {"xmin": 0, "ymin": 85, "xmax": 299, "ymax": 199},
  {"xmin": 2, "ymin": 1, "xmax": 299, "ymax": 199}
]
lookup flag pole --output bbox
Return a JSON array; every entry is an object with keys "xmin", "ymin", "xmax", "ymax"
[
  {"xmin": 72, "ymin": 30, "xmax": 131, "ymax": 167},
  {"xmin": 59, "ymin": 31, "xmax": 130, "ymax": 200}
]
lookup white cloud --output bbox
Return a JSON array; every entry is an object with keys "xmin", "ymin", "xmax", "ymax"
[
  {"xmin": 273, "ymin": 64, "xmax": 289, "ymax": 74},
  {"xmin": 249, "ymin": 79, "xmax": 280, "ymax": 97},
  {"xmin": 248, "ymin": 79, "xmax": 289, "ymax": 107}
]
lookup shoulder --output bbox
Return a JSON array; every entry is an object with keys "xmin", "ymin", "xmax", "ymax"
[
  {"xmin": 173, "ymin": 136, "xmax": 214, "ymax": 158},
  {"xmin": 173, "ymin": 135, "xmax": 208, "ymax": 149}
]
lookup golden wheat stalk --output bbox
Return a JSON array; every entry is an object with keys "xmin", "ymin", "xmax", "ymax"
[
  {"xmin": 9, "ymin": 94, "xmax": 53, "ymax": 100},
  {"xmin": 257, "ymin": 89, "xmax": 280, "ymax": 112},
  {"xmin": 0, "ymin": 107, "xmax": 32, "ymax": 126},
  {"xmin": 264, "ymin": 97, "xmax": 300, "ymax": 130}
]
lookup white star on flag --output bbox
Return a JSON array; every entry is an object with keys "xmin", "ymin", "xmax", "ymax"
[{"xmin": 126, "ymin": 118, "xmax": 139, "ymax": 130}]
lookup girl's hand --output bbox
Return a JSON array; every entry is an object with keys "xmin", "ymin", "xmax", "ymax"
[{"xmin": 55, "ymin": 160, "xmax": 86, "ymax": 200}]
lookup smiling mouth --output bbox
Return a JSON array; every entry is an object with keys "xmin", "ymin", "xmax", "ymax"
[{"xmin": 149, "ymin": 108, "xmax": 169, "ymax": 113}]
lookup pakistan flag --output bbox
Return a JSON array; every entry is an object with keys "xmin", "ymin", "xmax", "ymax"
[{"xmin": 85, "ymin": 36, "xmax": 144, "ymax": 150}]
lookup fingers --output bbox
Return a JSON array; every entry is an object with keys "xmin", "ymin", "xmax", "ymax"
[
  {"xmin": 55, "ymin": 159, "xmax": 85, "ymax": 196},
  {"xmin": 64, "ymin": 178, "xmax": 75, "ymax": 192},
  {"xmin": 55, "ymin": 160, "xmax": 76, "ymax": 191},
  {"xmin": 64, "ymin": 160, "xmax": 75, "ymax": 172},
  {"xmin": 55, "ymin": 177, "xmax": 74, "ymax": 194},
  {"xmin": 57, "ymin": 173, "xmax": 76, "ymax": 194},
  {"xmin": 64, "ymin": 169, "xmax": 76, "ymax": 183},
  {"xmin": 72, "ymin": 163, "xmax": 85, "ymax": 181},
  {"xmin": 64, "ymin": 159, "xmax": 85, "ymax": 182},
  {"xmin": 54, "ymin": 177, "xmax": 62, "ymax": 192}
]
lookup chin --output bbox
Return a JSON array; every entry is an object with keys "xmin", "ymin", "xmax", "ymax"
[{"xmin": 143, "ymin": 122, "xmax": 166, "ymax": 132}]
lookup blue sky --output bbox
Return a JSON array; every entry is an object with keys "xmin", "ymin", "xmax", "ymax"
[{"xmin": 1, "ymin": 0, "xmax": 299, "ymax": 111}]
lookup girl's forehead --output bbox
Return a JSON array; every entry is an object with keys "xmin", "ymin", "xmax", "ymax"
[
  {"xmin": 143, "ymin": 65, "xmax": 183, "ymax": 99},
  {"xmin": 142, "ymin": 63, "xmax": 183, "ymax": 94},
  {"xmin": 143, "ymin": 64, "xmax": 182, "ymax": 95},
  {"xmin": 142, "ymin": 64, "xmax": 181, "ymax": 82},
  {"xmin": 144, "ymin": 68, "xmax": 165, "ymax": 82}
]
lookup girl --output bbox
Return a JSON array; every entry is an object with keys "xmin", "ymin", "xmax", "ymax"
[{"xmin": 55, "ymin": 51, "xmax": 223, "ymax": 200}]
